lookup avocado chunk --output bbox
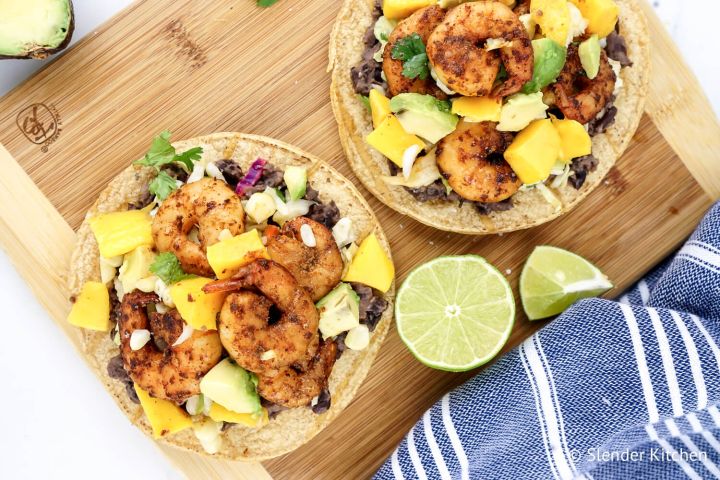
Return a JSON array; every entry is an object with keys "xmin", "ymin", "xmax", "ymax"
[
  {"xmin": 0, "ymin": 0, "xmax": 74, "ymax": 59},
  {"xmin": 199, "ymin": 358, "xmax": 261, "ymax": 414},
  {"xmin": 522, "ymin": 38, "xmax": 567, "ymax": 94},
  {"xmin": 390, "ymin": 93, "xmax": 459, "ymax": 144},
  {"xmin": 497, "ymin": 92, "xmax": 549, "ymax": 132},
  {"xmin": 317, "ymin": 283, "xmax": 360, "ymax": 339},
  {"xmin": 579, "ymin": 35, "xmax": 601, "ymax": 80},
  {"xmin": 283, "ymin": 166, "xmax": 307, "ymax": 201}
]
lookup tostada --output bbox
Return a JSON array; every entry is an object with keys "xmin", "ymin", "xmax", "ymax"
[{"xmin": 67, "ymin": 132, "xmax": 394, "ymax": 460}]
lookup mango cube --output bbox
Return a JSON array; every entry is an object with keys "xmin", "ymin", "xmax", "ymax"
[
  {"xmin": 342, "ymin": 233, "xmax": 394, "ymax": 292},
  {"xmin": 170, "ymin": 277, "xmax": 226, "ymax": 330},
  {"xmin": 207, "ymin": 229, "xmax": 270, "ymax": 279},
  {"xmin": 89, "ymin": 210, "xmax": 153, "ymax": 258},
  {"xmin": 67, "ymin": 282, "xmax": 111, "ymax": 331},
  {"xmin": 552, "ymin": 117, "xmax": 592, "ymax": 163},
  {"xmin": 369, "ymin": 89, "xmax": 392, "ymax": 128},
  {"xmin": 504, "ymin": 119, "xmax": 562, "ymax": 185},
  {"xmin": 451, "ymin": 96, "xmax": 502, "ymax": 122},
  {"xmin": 531, "ymin": 0, "xmax": 570, "ymax": 45},
  {"xmin": 134, "ymin": 384, "xmax": 192, "ymax": 439},
  {"xmin": 208, "ymin": 403, "xmax": 269, "ymax": 428},
  {"xmin": 366, "ymin": 115, "xmax": 426, "ymax": 167},
  {"xmin": 568, "ymin": 0, "xmax": 619, "ymax": 37},
  {"xmin": 383, "ymin": 0, "xmax": 436, "ymax": 20}
]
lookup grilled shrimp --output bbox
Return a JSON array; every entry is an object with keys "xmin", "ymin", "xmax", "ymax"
[
  {"xmin": 257, "ymin": 340, "xmax": 337, "ymax": 408},
  {"xmin": 119, "ymin": 291, "xmax": 223, "ymax": 404},
  {"xmin": 427, "ymin": 1, "xmax": 533, "ymax": 98},
  {"xmin": 266, "ymin": 217, "xmax": 343, "ymax": 302},
  {"xmin": 203, "ymin": 259, "xmax": 320, "ymax": 374},
  {"xmin": 152, "ymin": 177, "xmax": 244, "ymax": 277},
  {"xmin": 436, "ymin": 121, "xmax": 521, "ymax": 202},
  {"xmin": 383, "ymin": 5, "xmax": 448, "ymax": 98},
  {"xmin": 552, "ymin": 45, "xmax": 616, "ymax": 124}
]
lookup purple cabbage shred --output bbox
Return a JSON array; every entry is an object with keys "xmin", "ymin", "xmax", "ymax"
[{"xmin": 235, "ymin": 158, "xmax": 267, "ymax": 196}]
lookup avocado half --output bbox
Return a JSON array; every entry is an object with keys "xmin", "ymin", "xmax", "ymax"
[{"xmin": 0, "ymin": 0, "xmax": 75, "ymax": 60}]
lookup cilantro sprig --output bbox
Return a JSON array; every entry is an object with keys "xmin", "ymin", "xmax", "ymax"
[
  {"xmin": 134, "ymin": 131, "xmax": 204, "ymax": 200},
  {"xmin": 257, "ymin": 0, "xmax": 279, "ymax": 7},
  {"xmin": 391, "ymin": 33, "xmax": 429, "ymax": 80},
  {"xmin": 150, "ymin": 252, "xmax": 194, "ymax": 285}
]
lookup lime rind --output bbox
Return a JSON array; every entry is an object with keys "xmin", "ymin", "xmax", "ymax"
[
  {"xmin": 520, "ymin": 245, "xmax": 613, "ymax": 320},
  {"xmin": 396, "ymin": 255, "xmax": 515, "ymax": 372}
]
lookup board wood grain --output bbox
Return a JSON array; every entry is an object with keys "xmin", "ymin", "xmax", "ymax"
[{"xmin": 0, "ymin": 0, "xmax": 718, "ymax": 479}]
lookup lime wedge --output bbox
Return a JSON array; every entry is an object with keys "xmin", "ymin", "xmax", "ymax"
[
  {"xmin": 520, "ymin": 246, "xmax": 613, "ymax": 320},
  {"xmin": 396, "ymin": 256, "xmax": 515, "ymax": 371}
]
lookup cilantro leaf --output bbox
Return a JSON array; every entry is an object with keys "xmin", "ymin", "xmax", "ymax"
[
  {"xmin": 150, "ymin": 252, "xmax": 193, "ymax": 285},
  {"xmin": 134, "ymin": 131, "xmax": 204, "ymax": 173},
  {"xmin": 391, "ymin": 34, "xmax": 425, "ymax": 61},
  {"xmin": 380, "ymin": 32, "xmax": 388, "ymax": 42},
  {"xmin": 358, "ymin": 94, "xmax": 371, "ymax": 111},
  {"xmin": 134, "ymin": 130, "xmax": 174, "ymax": 168},
  {"xmin": 257, "ymin": 0, "xmax": 279, "ymax": 6},
  {"xmin": 174, "ymin": 147, "xmax": 203, "ymax": 171},
  {"xmin": 435, "ymin": 99, "xmax": 451, "ymax": 113},
  {"xmin": 402, "ymin": 53, "xmax": 429, "ymax": 80},
  {"xmin": 149, "ymin": 170, "xmax": 178, "ymax": 201},
  {"xmin": 391, "ymin": 34, "xmax": 429, "ymax": 80}
]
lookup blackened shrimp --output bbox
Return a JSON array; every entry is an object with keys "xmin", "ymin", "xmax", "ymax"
[
  {"xmin": 152, "ymin": 177, "xmax": 244, "ymax": 277},
  {"xmin": 427, "ymin": 1, "xmax": 533, "ymax": 98},
  {"xmin": 257, "ymin": 340, "xmax": 337, "ymax": 408},
  {"xmin": 266, "ymin": 217, "xmax": 343, "ymax": 302},
  {"xmin": 552, "ymin": 45, "xmax": 616, "ymax": 124},
  {"xmin": 202, "ymin": 259, "xmax": 320, "ymax": 374},
  {"xmin": 119, "ymin": 291, "xmax": 223, "ymax": 404},
  {"xmin": 436, "ymin": 121, "xmax": 521, "ymax": 202},
  {"xmin": 383, "ymin": 5, "xmax": 448, "ymax": 98}
]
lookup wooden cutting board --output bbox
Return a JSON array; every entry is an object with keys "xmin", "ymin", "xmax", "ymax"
[{"xmin": 1, "ymin": 0, "xmax": 719, "ymax": 479}]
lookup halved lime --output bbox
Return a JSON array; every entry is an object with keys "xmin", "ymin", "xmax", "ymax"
[
  {"xmin": 395, "ymin": 256, "xmax": 515, "ymax": 372},
  {"xmin": 520, "ymin": 246, "xmax": 613, "ymax": 320}
]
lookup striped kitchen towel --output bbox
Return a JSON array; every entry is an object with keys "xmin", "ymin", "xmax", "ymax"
[{"xmin": 376, "ymin": 202, "xmax": 720, "ymax": 480}]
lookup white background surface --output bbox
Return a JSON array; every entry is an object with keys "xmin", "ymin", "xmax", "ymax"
[{"xmin": 0, "ymin": 1, "xmax": 718, "ymax": 479}]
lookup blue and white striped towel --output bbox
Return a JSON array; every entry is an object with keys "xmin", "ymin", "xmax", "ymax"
[{"xmin": 376, "ymin": 202, "xmax": 720, "ymax": 480}]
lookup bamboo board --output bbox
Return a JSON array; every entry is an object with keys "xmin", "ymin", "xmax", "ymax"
[{"xmin": 0, "ymin": 0, "xmax": 719, "ymax": 479}]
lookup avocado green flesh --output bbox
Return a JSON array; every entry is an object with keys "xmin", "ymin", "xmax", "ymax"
[
  {"xmin": 317, "ymin": 283, "xmax": 360, "ymax": 339},
  {"xmin": 390, "ymin": 93, "xmax": 458, "ymax": 144},
  {"xmin": 522, "ymin": 38, "xmax": 567, "ymax": 94},
  {"xmin": 579, "ymin": 35, "xmax": 601, "ymax": 80},
  {"xmin": 0, "ymin": 0, "xmax": 73, "ymax": 57},
  {"xmin": 199, "ymin": 359, "xmax": 261, "ymax": 414},
  {"xmin": 283, "ymin": 166, "xmax": 307, "ymax": 201}
]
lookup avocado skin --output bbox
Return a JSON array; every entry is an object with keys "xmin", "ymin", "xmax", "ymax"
[{"xmin": 0, "ymin": 0, "xmax": 75, "ymax": 60}]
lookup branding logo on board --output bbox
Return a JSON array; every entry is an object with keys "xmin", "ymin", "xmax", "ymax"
[{"xmin": 16, "ymin": 103, "xmax": 62, "ymax": 152}]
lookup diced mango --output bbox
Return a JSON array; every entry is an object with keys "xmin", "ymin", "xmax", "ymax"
[
  {"xmin": 369, "ymin": 89, "xmax": 392, "ymax": 128},
  {"xmin": 383, "ymin": 0, "xmax": 436, "ymax": 20},
  {"xmin": 170, "ymin": 277, "xmax": 226, "ymax": 330},
  {"xmin": 208, "ymin": 403, "xmax": 269, "ymax": 428},
  {"xmin": 89, "ymin": 210, "xmax": 153, "ymax": 258},
  {"xmin": 451, "ymin": 96, "xmax": 502, "ymax": 122},
  {"xmin": 531, "ymin": 0, "xmax": 570, "ymax": 45},
  {"xmin": 134, "ymin": 384, "xmax": 193, "ymax": 439},
  {"xmin": 568, "ymin": 0, "xmax": 619, "ymax": 37},
  {"xmin": 504, "ymin": 119, "xmax": 562, "ymax": 184},
  {"xmin": 342, "ymin": 233, "xmax": 394, "ymax": 292},
  {"xmin": 552, "ymin": 117, "xmax": 592, "ymax": 163},
  {"xmin": 366, "ymin": 115, "xmax": 426, "ymax": 167},
  {"xmin": 206, "ymin": 229, "xmax": 270, "ymax": 280},
  {"xmin": 67, "ymin": 281, "xmax": 111, "ymax": 331}
]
